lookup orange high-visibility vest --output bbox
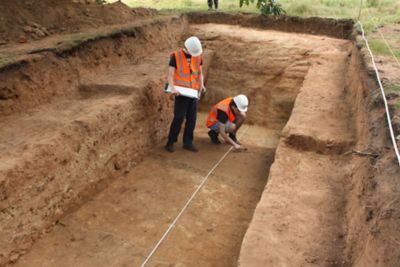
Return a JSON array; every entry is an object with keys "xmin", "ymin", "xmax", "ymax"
[
  {"xmin": 206, "ymin": 97, "xmax": 237, "ymax": 128},
  {"xmin": 172, "ymin": 49, "xmax": 202, "ymax": 90}
]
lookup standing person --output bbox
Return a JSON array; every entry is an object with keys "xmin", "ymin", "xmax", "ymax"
[
  {"xmin": 165, "ymin": 36, "xmax": 206, "ymax": 153},
  {"xmin": 207, "ymin": 0, "xmax": 218, "ymax": 10},
  {"xmin": 206, "ymin": 95, "xmax": 248, "ymax": 151}
]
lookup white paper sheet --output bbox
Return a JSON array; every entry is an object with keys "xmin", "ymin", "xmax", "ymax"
[{"xmin": 165, "ymin": 85, "xmax": 200, "ymax": 99}]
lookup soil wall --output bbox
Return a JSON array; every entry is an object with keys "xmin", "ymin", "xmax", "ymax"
[
  {"xmin": 0, "ymin": 16, "xmax": 186, "ymax": 266},
  {"xmin": 344, "ymin": 45, "xmax": 400, "ymax": 267},
  {"xmin": 186, "ymin": 12, "xmax": 354, "ymax": 40},
  {"xmin": 191, "ymin": 23, "xmax": 311, "ymax": 128}
]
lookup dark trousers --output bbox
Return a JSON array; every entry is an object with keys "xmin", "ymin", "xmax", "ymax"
[
  {"xmin": 167, "ymin": 96, "xmax": 198, "ymax": 146},
  {"xmin": 208, "ymin": 0, "xmax": 218, "ymax": 8}
]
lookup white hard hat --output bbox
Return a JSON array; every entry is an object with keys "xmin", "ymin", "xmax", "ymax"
[
  {"xmin": 184, "ymin": 36, "xmax": 203, "ymax": 57},
  {"xmin": 233, "ymin": 94, "xmax": 249, "ymax": 112}
]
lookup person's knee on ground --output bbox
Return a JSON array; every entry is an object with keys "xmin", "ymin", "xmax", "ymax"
[{"xmin": 209, "ymin": 121, "xmax": 235, "ymax": 133}]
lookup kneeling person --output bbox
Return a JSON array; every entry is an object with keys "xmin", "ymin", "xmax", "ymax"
[{"xmin": 206, "ymin": 94, "xmax": 248, "ymax": 150}]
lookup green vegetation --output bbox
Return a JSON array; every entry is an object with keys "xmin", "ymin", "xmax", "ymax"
[
  {"xmin": 0, "ymin": 54, "xmax": 15, "ymax": 65},
  {"xmin": 0, "ymin": 54, "xmax": 16, "ymax": 68},
  {"xmin": 386, "ymin": 84, "xmax": 400, "ymax": 94},
  {"xmin": 108, "ymin": 0, "xmax": 257, "ymax": 12},
  {"xmin": 58, "ymin": 32, "xmax": 108, "ymax": 50},
  {"xmin": 368, "ymin": 39, "xmax": 400, "ymax": 58},
  {"xmin": 110, "ymin": 0, "xmax": 400, "ymax": 23},
  {"xmin": 240, "ymin": 0, "xmax": 286, "ymax": 16},
  {"xmin": 108, "ymin": 0, "xmax": 400, "ymax": 32},
  {"xmin": 62, "ymin": 35, "xmax": 87, "ymax": 46}
]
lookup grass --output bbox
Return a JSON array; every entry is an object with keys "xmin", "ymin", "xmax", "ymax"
[
  {"xmin": 108, "ymin": 0, "xmax": 400, "ymax": 32},
  {"xmin": 61, "ymin": 32, "xmax": 107, "ymax": 47},
  {"xmin": 386, "ymin": 84, "xmax": 400, "ymax": 94},
  {"xmin": 109, "ymin": 0, "xmax": 400, "ymax": 23},
  {"xmin": 114, "ymin": 0, "xmax": 258, "ymax": 12},
  {"xmin": 368, "ymin": 39, "xmax": 400, "ymax": 58},
  {"xmin": 0, "ymin": 53, "xmax": 16, "ymax": 68}
]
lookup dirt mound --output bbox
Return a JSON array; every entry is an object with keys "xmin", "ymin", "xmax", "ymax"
[{"xmin": 0, "ymin": 0, "xmax": 157, "ymax": 44}]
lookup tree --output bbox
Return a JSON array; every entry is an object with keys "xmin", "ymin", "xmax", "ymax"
[{"xmin": 240, "ymin": 0, "xmax": 286, "ymax": 16}]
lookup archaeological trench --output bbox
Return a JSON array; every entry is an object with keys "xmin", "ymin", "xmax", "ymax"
[{"xmin": 0, "ymin": 12, "xmax": 399, "ymax": 267}]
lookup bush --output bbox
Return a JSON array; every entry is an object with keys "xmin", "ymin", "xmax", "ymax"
[
  {"xmin": 240, "ymin": 0, "xmax": 286, "ymax": 16},
  {"xmin": 95, "ymin": 0, "xmax": 107, "ymax": 5}
]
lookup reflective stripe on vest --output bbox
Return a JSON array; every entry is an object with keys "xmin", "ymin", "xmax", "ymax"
[
  {"xmin": 173, "ymin": 50, "xmax": 202, "ymax": 90},
  {"xmin": 206, "ymin": 97, "xmax": 237, "ymax": 128}
]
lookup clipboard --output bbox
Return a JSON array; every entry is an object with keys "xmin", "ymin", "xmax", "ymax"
[{"xmin": 165, "ymin": 84, "xmax": 201, "ymax": 99}]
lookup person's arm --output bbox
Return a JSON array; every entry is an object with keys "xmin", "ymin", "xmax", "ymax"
[
  {"xmin": 200, "ymin": 66, "xmax": 206, "ymax": 94},
  {"xmin": 218, "ymin": 123, "xmax": 241, "ymax": 149},
  {"xmin": 168, "ymin": 66, "xmax": 179, "ymax": 95}
]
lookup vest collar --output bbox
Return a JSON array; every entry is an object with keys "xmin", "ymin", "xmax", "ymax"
[{"xmin": 180, "ymin": 49, "xmax": 193, "ymax": 58}]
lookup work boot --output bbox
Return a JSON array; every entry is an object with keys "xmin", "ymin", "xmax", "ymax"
[
  {"xmin": 208, "ymin": 130, "xmax": 221, "ymax": 144},
  {"xmin": 183, "ymin": 144, "xmax": 199, "ymax": 152},
  {"xmin": 165, "ymin": 142, "xmax": 175, "ymax": 153},
  {"xmin": 229, "ymin": 133, "xmax": 241, "ymax": 145}
]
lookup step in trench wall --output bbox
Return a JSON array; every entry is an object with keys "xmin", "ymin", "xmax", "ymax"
[
  {"xmin": 0, "ymin": 16, "xmax": 188, "ymax": 266},
  {"xmin": 0, "ymin": 16, "xmax": 186, "ymax": 116}
]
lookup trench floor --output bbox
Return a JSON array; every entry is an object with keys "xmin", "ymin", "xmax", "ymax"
[{"xmin": 13, "ymin": 113, "xmax": 279, "ymax": 267}]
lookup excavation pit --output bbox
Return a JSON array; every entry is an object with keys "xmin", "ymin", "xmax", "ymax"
[{"xmin": 0, "ymin": 13, "xmax": 387, "ymax": 267}]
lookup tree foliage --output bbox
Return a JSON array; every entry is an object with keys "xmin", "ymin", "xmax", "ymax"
[{"xmin": 240, "ymin": 0, "xmax": 286, "ymax": 16}]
